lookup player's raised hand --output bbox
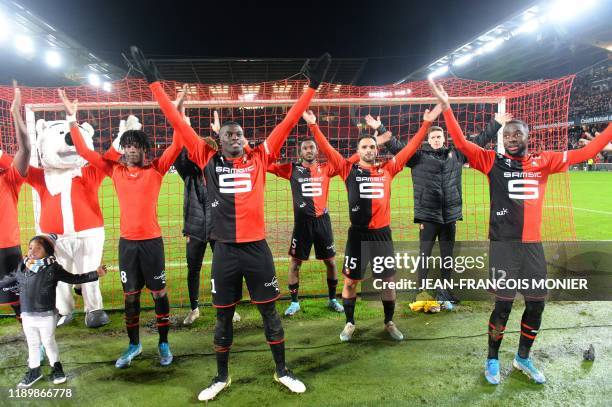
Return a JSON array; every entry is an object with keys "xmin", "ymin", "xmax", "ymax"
[
  {"xmin": 58, "ymin": 89, "xmax": 78, "ymax": 118},
  {"xmin": 376, "ymin": 131, "xmax": 393, "ymax": 145},
  {"xmin": 130, "ymin": 46, "xmax": 162, "ymax": 83},
  {"xmin": 96, "ymin": 265, "xmax": 108, "ymax": 277},
  {"xmin": 10, "ymin": 80, "xmax": 21, "ymax": 113},
  {"xmin": 427, "ymin": 78, "xmax": 449, "ymax": 110},
  {"xmin": 495, "ymin": 112, "xmax": 513, "ymax": 125},
  {"xmin": 302, "ymin": 110, "xmax": 317, "ymax": 125},
  {"xmin": 211, "ymin": 110, "xmax": 221, "ymax": 135},
  {"xmin": 302, "ymin": 53, "xmax": 332, "ymax": 89},
  {"xmin": 365, "ymin": 114, "xmax": 382, "ymax": 130},
  {"xmin": 423, "ymin": 103, "xmax": 443, "ymax": 122},
  {"xmin": 580, "ymin": 132, "xmax": 612, "ymax": 152}
]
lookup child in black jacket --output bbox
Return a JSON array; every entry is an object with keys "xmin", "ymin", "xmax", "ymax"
[{"xmin": 0, "ymin": 234, "xmax": 108, "ymax": 388}]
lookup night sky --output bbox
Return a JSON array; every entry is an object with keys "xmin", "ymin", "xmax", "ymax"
[{"xmin": 10, "ymin": 0, "xmax": 535, "ymax": 84}]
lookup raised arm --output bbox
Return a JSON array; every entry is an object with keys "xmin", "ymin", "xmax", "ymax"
[
  {"xmin": 59, "ymin": 89, "xmax": 115, "ymax": 176},
  {"xmin": 567, "ymin": 124, "xmax": 612, "ymax": 165},
  {"xmin": 470, "ymin": 113, "xmax": 510, "ymax": 147},
  {"xmin": 154, "ymin": 130, "xmax": 184, "ymax": 174},
  {"xmin": 11, "ymin": 84, "xmax": 31, "ymax": 177},
  {"xmin": 149, "ymin": 83, "xmax": 214, "ymax": 168},
  {"xmin": 267, "ymin": 162, "xmax": 292, "ymax": 179},
  {"xmin": 304, "ymin": 110, "xmax": 348, "ymax": 177},
  {"xmin": 54, "ymin": 265, "xmax": 99, "ymax": 284},
  {"xmin": 579, "ymin": 130, "xmax": 612, "ymax": 154}
]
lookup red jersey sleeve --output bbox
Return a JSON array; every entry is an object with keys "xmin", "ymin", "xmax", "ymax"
[
  {"xmin": 25, "ymin": 166, "xmax": 45, "ymax": 190},
  {"xmin": 386, "ymin": 120, "xmax": 432, "ymax": 176},
  {"xmin": 262, "ymin": 88, "xmax": 315, "ymax": 162},
  {"xmin": 154, "ymin": 131, "xmax": 183, "ymax": 174},
  {"xmin": 102, "ymin": 146, "xmax": 122, "ymax": 162},
  {"xmin": 0, "ymin": 151, "xmax": 12, "ymax": 169},
  {"xmin": 443, "ymin": 109, "xmax": 496, "ymax": 174},
  {"xmin": 149, "ymin": 82, "xmax": 216, "ymax": 168},
  {"xmin": 309, "ymin": 123, "xmax": 351, "ymax": 179},
  {"xmin": 70, "ymin": 125, "xmax": 115, "ymax": 176},
  {"xmin": 267, "ymin": 162, "xmax": 293, "ymax": 179}
]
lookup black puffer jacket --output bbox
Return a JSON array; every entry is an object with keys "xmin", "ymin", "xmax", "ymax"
[
  {"xmin": 174, "ymin": 149, "xmax": 209, "ymax": 242},
  {"xmin": 0, "ymin": 259, "xmax": 98, "ymax": 313},
  {"xmin": 386, "ymin": 119, "xmax": 501, "ymax": 224}
]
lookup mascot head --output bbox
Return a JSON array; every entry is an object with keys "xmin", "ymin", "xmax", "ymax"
[{"xmin": 35, "ymin": 119, "xmax": 95, "ymax": 170}]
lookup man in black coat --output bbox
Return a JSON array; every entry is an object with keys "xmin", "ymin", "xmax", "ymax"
[{"xmin": 367, "ymin": 111, "xmax": 512, "ymax": 305}]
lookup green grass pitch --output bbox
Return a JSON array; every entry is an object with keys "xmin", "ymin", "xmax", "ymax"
[{"xmin": 0, "ymin": 170, "xmax": 610, "ymax": 406}]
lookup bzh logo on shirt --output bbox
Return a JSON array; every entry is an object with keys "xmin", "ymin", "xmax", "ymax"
[
  {"xmin": 298, "ymin": 177, "xmax": 324, "ymax": 197},
  {"xmin": 211, "ymin": 199, "xmax": 219, "ymax": 208},
  {"xmin": 496, "ymin": 208, "xmax": 509, "ymax": 216},
  {"xmin": 356, "ymin": 176, "xmax": 385, "ymax": 199},
  {"xmin": 216, "ymin": 166, "xmax": 254, "ymax": 193},
  {"xmin": 264, "ymin": 276, "xmax": 280, "ymax": 292}
]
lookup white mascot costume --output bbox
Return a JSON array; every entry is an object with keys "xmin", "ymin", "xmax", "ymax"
[{"xmin": 29, "ymin": 117, "xmax": 138, "ymax": 327}]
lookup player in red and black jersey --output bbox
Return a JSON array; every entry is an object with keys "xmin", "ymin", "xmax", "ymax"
[
  {"xmin": 312, "ymin": 105, "xmax": 442, "ymax": 342},
  {"xmin": 0, "ymin": 84, "xmax": 30, "ymax": 322},
  {"xmin": 59, "ymin": 88, "xmax": 182, "ymax": 369},
  {"xmin": 430, "ymin": 78, "xmax": 612, "ymax": 385},
  {"xmin": 133, "ymin": 46, "xmax": 331, "ymax": 398},
  {"xmin": 267, "ymin": 111, "xmax": 352, "ymax": 316}
]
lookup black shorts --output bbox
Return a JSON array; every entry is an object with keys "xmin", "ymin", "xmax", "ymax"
[
  {"xmin": 118, "ymin": 237, "xmax": 166, "ymax": 294},
  {"xmin": 211, "ymin": 240, "xmax": 280, "ymax": 307},
  {"xmin": 488, "ymin": 241, "xmax": 547, "ymax": 300},
  {"xmin": 0, "ymin": 245, "xmax": 21, "ymax": 305},
  {"xmin": 289, "ymin": 213, "xmax": 336, "ymax": 261},
  {"xmin": 342, "ymin": 226, "xmax": 395, "ymax": 281}
]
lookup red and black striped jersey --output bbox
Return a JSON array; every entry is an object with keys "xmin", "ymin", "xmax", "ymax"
[
  {"xmin": 0, "ymin": 153, "xmax": 25, "ymax": 248},
  {"xmin": 311, "ymin": 121, "xmax": 432, "ymax": 229},
  {"xmin": 444, "ymin": 109, "xmax": 612, "ymax": 242},
  {"xmin": 150, "ymin": 82, "xmax": 316, "ymax": 243},
  {"xmin": 267, "ymin": 161, "xmax": 336, "ymax": 219}
]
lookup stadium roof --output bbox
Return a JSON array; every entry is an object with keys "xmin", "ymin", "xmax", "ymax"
[
  {"xmin": 147, "ymin": 57, "xmax": 368, "ymax": 85},
  {"xmin": 398, "ymin": 1, "xmax": 612, "ymax": 83}
]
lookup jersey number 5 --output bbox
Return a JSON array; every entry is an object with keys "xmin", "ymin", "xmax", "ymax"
[
  {"xmin": 359, "ymin": 182, "xmax": 384, "ymax": 199},
  {"xmin": 301, "ymin": 182, "xmax": 322, "ymax": 197},
  {"xmin": 508, "ymin": 179, "xmax": 539, "ymax": 200},
  {"xmin": 219, "ymin": 173, "xmax": 252, "ymax": 193}
]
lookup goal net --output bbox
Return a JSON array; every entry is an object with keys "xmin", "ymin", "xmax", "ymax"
[{"xmin": 0, "ymin": 76, "xmax": 575, "ymax": 311}]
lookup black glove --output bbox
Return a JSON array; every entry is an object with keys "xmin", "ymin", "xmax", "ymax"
[
  {"xmin": 130, "ymin": 46, "xmax": 162, "ymax": 83},
  {"xmin": 301, "ymin": 53, "xmax": 332, "ymax": 89}
]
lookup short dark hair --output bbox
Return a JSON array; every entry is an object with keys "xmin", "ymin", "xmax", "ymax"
[
  {"xmin": 219, "ymin": 121, "xmax": 242, "ymax": 135},
  {"xmin": 29, "ymin": 236, "xmax": 55, "ymax": 256},
  {"xmin": 120, "ymin": 130, "xmax": 151, "ymax": 151},
  {"xmin": 427, "ymin": 126, "xmax": 444, "ymax": 135},
  {"xmin": 300, "ymin": 137, "xmax": 316, "ymax": 146},
  {"xmin": 358, "ymin": 133, "xmax": 377, "ymax": 144},
  {"xmin": 505, "ymin": 119, "xmax": 529, "ymax": 134}
]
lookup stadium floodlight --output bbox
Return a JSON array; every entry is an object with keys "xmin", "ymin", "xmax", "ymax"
[
  {"xmin": 481, "ymin": 37, "xmax": 504, "ymax": 53},
  {"xmin": 15, "ymin": 35, "xmax": 35, "ymax": 55},
  {"xmin": 548, "ymin": 0, "xmax": 597, "ymax": 22},
  {"xmin": 516, "ymin": 18, "xmax": 539, "ymax": 34},
  {"xmin": 102, "ymin": 81, "xmax": 112, "ymax": 92},
  {"xmin": 428, "ymin": 65, "xmax": 449, "ymax": 79},
  {"xmin": 45, "ymin": 50, "xmax": 62, "ymax": 68},
  {"xmin": 454, "ymin": 53, "xmax": 473, "ymax": 67},
  {"xmin": 88, "ymin": 73, "xmax": 101, "ymax": 87}
]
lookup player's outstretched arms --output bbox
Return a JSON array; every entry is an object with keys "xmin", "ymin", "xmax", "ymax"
[
  {"xmin": 568, "ymin": 124, "xmax": 612, "ymax": 164},
  {"xmin": 11, "ymin": 82, "xmax": 31, "ymax": 177},
  {"xmin": 578, "ymin": 129, "xmax": 612, "ymax": 154},
  {"xmin": 304, "ymin": 110, "xmax": 347, "ymax": 172},
  {"xmin": 58, "ymin": 89, "xmax": 114, "ymax": 176},
  {"xmin": 265, "ymin": 54, "xmax": 332, "ymax": 157}
]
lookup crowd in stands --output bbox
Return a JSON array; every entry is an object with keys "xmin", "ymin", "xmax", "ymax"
[{"xmin": 569, "ymin": 60, "xmax": 611, "ymax": 119}]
